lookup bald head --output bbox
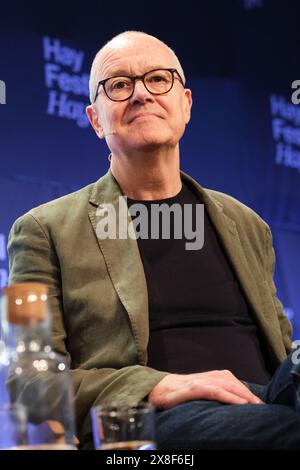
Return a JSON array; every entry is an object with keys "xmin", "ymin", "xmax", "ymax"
[{"xmin": 88, "ymin": 31, "xmax": 186, "ymax": 103}]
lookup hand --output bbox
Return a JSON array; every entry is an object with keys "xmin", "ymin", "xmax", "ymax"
[{"xmin": 148, "ymin": 370, "xmax": 264, "ymax": 409}]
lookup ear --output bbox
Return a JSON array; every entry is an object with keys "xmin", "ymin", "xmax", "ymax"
[
  {"xmin": 183, "ymin": 89, "xmax": 193, "ymax": 124},
  {"xmin": 86, "ymin": 104, "xmax": 105, "ymax": 139}
]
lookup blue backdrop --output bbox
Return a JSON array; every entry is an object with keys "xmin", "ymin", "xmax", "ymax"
[{"xmin": 0, "ymin": 1, "xmax": 300, "ymax": 337}]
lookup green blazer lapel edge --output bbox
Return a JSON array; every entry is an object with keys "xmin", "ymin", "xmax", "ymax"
[
  {"xmin": 180, "ymin": 172, "xmax": 268, "ymax": 329},
  {"xmin": 88, "ymin": 169, "xmax": 149, "ymax": 364},
  {"xmin": 182, "ymin": 171, "xmax": 287, "ymax": 362}
]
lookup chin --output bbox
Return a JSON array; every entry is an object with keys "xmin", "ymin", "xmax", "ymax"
[
  {"xmin": 137, "ymin": 137, "xmax": 171, "ymax": 151},
  {"xmin": 137, "ymin": 130, "xmax": 172, "ymax": 146}
]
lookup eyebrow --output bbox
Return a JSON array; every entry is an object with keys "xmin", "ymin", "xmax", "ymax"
[{"xmin": 102, "ymin": 66, "xmax": 168, "ymax": 78}]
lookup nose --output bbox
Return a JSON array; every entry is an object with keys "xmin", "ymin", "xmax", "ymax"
[{"xmin": 129, "ymin": 79, "xmax": 154, "ymax": 104}]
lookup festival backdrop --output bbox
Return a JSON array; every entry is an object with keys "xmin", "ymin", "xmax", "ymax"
[{"xmin": 0, "ymin": 0, "xmax": 299, "ymax": 337}]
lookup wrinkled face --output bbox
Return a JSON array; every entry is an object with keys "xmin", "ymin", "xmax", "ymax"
[{"xmin": 86, "ymin": 36, "xmax": 192, "ymax": 155}]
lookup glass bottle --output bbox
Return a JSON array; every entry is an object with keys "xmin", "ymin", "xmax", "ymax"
[{"xmin": 0, "ymin": 283, "xmax": 76, "ymax": 449}]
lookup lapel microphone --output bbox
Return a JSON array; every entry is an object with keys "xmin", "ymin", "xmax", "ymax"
[{"xmin": 103, "ymin": 130, "xmax": 116, "ymax": 137}]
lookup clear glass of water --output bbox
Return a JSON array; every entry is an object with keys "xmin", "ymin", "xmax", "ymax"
[
  {"xmin": 91, "ymin": 402, "xmax": 156, "ymax": 450},
  {"xmin": 0, "ymin": 403, "xmax": 28, "ymax": 449}
]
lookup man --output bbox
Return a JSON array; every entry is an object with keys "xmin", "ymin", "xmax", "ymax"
[{"xmin": 8, "ymin": 31, "xmax": 300, "ymax": 449}]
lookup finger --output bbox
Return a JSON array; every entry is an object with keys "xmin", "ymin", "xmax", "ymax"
[
  {"xmin": 196, "ymin": 385, "xmax": 252, "ymax": 405},
  {"xmin": 229, "ymin": 380, "xmax": 265, "ymax": 404},
  {"xmin": 222, "ymin": 380, "xmax": 264, "ymax": 404},
  {"xmin": 237, "ymin": 382, "xmax": 264, "ymax": 404},
  {"xmin": 205, "ymin": 372, "xmax": 264, "ymax": 404},
  {"xmin": 163, "ymin": 387, "xmax": 249, "ymax": 408},
  {"xmin": 216, "ymin": 390, "xmax": 250, "ymax": 405}
]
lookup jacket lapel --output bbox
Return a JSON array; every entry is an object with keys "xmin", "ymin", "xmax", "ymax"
[
  {"xmin": 88, "ymin": 169, "xmax": 149, "ymax": 364},
  {"xmin": 183, "ymin": 172, "xmax": 287, "ymax": 363},
  {"xmin": 181, "ymin": 172, "xmax": 267, "ymax": 328}
]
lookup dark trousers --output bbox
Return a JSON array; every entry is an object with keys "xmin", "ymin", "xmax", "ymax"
[{"xmin": 155, "ymin": 350, "xmax": 300, "ymax": 449}]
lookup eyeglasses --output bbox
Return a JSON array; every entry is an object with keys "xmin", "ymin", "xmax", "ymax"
[{"xmin": 93, "ymin": 68, "xmax": 184, "ymax": 103}]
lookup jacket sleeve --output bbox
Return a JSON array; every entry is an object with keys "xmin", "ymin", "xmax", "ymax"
[
  {"xmin": 264, "ymin": 225, "xmax": 293, "ymax": 354},
  {"xmin": 7, "ymin": 213, "xmax": 168, "ymax": 446}
]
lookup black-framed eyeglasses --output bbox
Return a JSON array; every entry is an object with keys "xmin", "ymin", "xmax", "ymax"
[{"xmin": 93, "ymin": 68, "xmax": 185, "ymax": 103}]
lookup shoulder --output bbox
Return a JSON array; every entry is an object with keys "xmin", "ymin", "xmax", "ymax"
[
  {"xmin": 183, "ymin": 172, "xmax": 270, "ymax": 242},
  {"xmin": 206, "ymin": 188, "xmax": 270, "ymax": 248},
  {"xmin": 9, "ymin": 181, "xmax": 99, "ymax": 240},
  {"xmin": 208, "ymin": 189, "xmax": 266, "ymax": 224},
  {"xmin": 182, "ymin": 171, "xmax": 266, "ymax": 226}
]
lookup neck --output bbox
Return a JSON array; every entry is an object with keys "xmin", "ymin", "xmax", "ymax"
[{"xmin": 110, "ymin": 147, "xmax": 182, "ymax": 200}]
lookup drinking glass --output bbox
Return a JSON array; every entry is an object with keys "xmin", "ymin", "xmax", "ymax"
[
  {"xmin": 91, "ymin": 402, "xmax": 156, "ymax": 450},
  {"xmin": 0, "ymin": 403, "xmax": 28, "ymax": 449}
]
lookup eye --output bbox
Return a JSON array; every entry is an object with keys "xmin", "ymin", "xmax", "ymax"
[
  {"xmin": 113, "ymin": 81, "xmax": 127, "ymax": 89},
  {"xmin": 109, "ymin": 78, "xmax": 132, "ymax": 90},
  {"xmin": 148, "ymin": 73, "xmax": 168, "ymax": 83}
]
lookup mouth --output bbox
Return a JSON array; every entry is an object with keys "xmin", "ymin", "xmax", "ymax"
[{"xmin": 128, "ymin": 113, "xmax": 162, "ymax": 123}]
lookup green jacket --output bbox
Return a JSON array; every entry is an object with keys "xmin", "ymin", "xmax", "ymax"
[{"xmin": 8, "ymin": 169, "xmax": 292, "ymax": 444}]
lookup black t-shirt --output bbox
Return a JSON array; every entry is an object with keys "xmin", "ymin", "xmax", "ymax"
[{"xmin": 127, "ymin": 182, "xmax": 271, "ymax": 385}]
